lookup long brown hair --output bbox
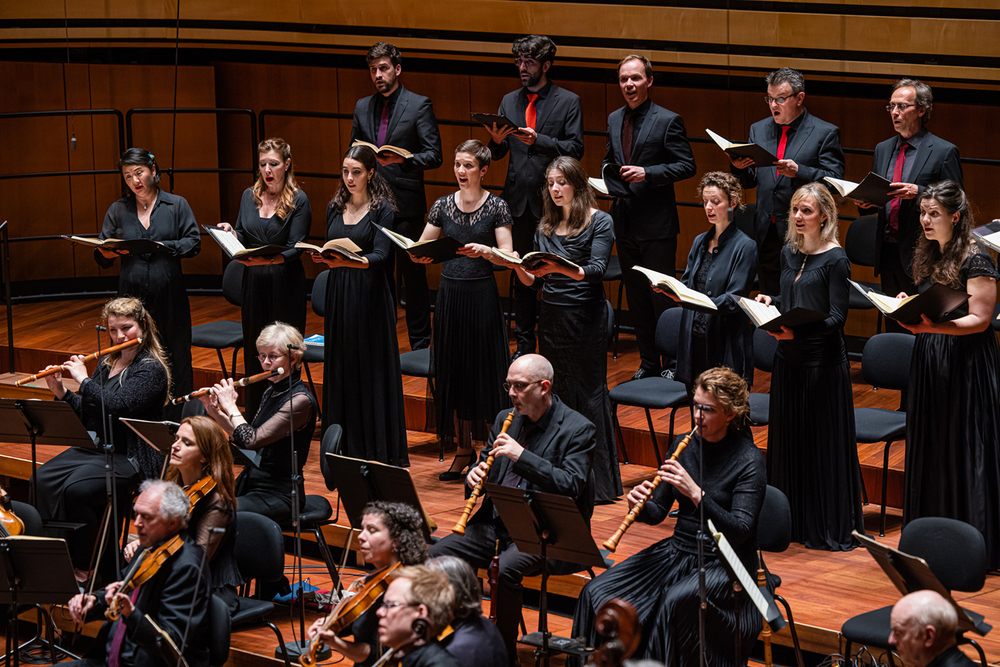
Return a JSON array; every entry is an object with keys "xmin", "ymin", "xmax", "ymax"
[
  {"xmin": 252, "ymin": 137, "xmax": 300, "ymax": 221},
  {"xmin": 101, "ymin": 297, "xmax": 172, "ymax": 402},
  {"xmin": 164, "ymin": 416, "xmax": 237, "ymax": 508},
  {"xmin": 911, "ymin": 180, "xmax": 974, "ymax": 288},
  {"xmin": 538, "ymin": 156, "xmax": 597, "ymax": 239},
  {"xmin": 328, "ymin": 145, "xmax": 397, "ymax": 214}
]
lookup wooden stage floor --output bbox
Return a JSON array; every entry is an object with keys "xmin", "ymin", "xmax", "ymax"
[{"xmin": 0, "ymin": 296, "xmax": 997, "ymax": 667}]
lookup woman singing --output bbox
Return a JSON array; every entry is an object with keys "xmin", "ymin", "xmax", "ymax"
[
  {"xmin": 217, "ymin": 137, "xmax": 312, "ymax": 418},
  {"xmin": 571, "ymin": 367, "xmax": 765, "ymax": 666},
  {"xmin": 754, "ymin": 182, "xmax": 863, "ymax": 550},
  {"xmin": 310, "ymin": 145, "xmax": 407, "ymax": 466},
  {"xmin": 33, "ymin": 296, "xmax": 171, "ymax": 581},
  {"xmin": 306, "ymin": 501, "xmax": 428, "ymax": 666},
  {"xmin": 656, "ymin": 172, "xmax": 757, "ymax": 388},
  {"xmin": 200, "ymin": 322, "xmax": 317, "ymax": 527},
  {"xmin": 898, "ymin": 181, "xmax": 1000, "ymax": 569},
  {"xmin": 94, "ymin": 148, "xmax": 200, "ymax": 407},
  {"xmin": 505, "ymin": 156, "xmax": 620, "ymax": 502},
  {"xmin": 410, "ymin": 140, "xmax": 512, "ymax": 481}
]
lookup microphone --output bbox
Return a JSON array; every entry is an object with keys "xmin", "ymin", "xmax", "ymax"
[
  {"xmin": 694, "ymin": 404, "xmax": 713, "ymax": 412},
  {"xmin": 207, "ymin": 527, "xmax": 226, "ymax": 534},
  {"xmin": 286, "ymin": 344, "xmax": 300, "ymax": 350},
  {"xmin": 96, "ymin": 325, "xmax": 107, "ymax": 332}
]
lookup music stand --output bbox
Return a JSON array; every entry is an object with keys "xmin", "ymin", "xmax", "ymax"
[
  {"xmin": 0, "ymin": 536, "xmax": 81, "ymax": 667},
  {"xmin": 122, "ymin": 418, "xmax": 179, "ymax": 477},
  {"xmin": 485, "ymin": 484, "xmax": 606, "ymax": 667}
]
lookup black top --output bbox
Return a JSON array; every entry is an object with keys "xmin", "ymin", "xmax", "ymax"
[
  {"xmin": 533, "ymin": 210, "xmax": 615, "ymax": 306},
  {"xmin": 189, "ymin": 488, "xmax": 242, "ymax": 589},
  {"xmin": 59, "ymin": 348, "xmax": 168, "ymax": 479},
  {"xmin": 917, "ymin": 243, "xmax": 999, "ymax": 305},
  {"xmin": 925, "ymin": 646, "xmax": 978, "ymax": 667},
  {"xmin": 327, "ymin": 199, "xmax": 395, "ymax": 267},
  {"xmin": 234, "ymin": 187, "xmax": 312, "ymax": 262},
  {"xmin": 427, "ymin": 192, "xmax": 511, "ymax": 280},
  {"xmin": 441, "ymin": 614, "xmax": 508, "ymax": 667},
  {"xmin": 400, "ymin": 642, "xmax": 461, "ymax": 667},
  {"xmin": 95, "ymin": 190, "xmax": 201, "ymax": 275},
  {"xmin": 776, "ymin": 246, "xmax": 851, "ymax": 361},
  {"xmin": 639, "ymin": 429, "xmax": 766, "ymax": 571},
  {"xmin": 340, "ymin": 592, "xmax": 383, "ymax": 667}
]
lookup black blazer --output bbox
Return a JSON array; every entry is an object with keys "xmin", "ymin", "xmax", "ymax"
[
  {"xmin": 488, "ymin": 82, "xmax": 584, "ymax": 219},
  {"xmin": 733, "ymin": 109, "xmax": 844, "ymax": 244},
  {"xmin": 350, "ymin": 85, "xmax": 443, "ymax": 219},
  {"xmin": 604, "ymin": 101, "xmax": 697, "ymax": 241},
  {"xmin": 470, "ymin": 397, "xmax": 596, "ymax": 527},
  {"xmin": 870, "ymin": 130, "xmax": 963, "ymax": 276}
]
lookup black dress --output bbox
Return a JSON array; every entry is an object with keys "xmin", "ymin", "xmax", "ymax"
[
  {"xmin": 95, "ymin": 191, "xmax": 200, "ymax": 403},
  {"xmin": 232, "ymin": 369, "xmax": 317, "ymax": 527},
  {"xmin": 427, "ymin": 193, "xmax": 511, "ymax": 440},
  {"xmin": 33, "ymin": 349, "xmax": 168, "ymax": 576},
  {"xmin": 189, "ymin": 488, "xmax": 241, "ymax": 613},
  {"xmin": 322, "ymin": 199, "xmax": 408, "ymax": 466},
  {"xmin": 234, "ymin": 188, "xmax": 312, "ymax": 417},
  {"xmin": 534, "ymin": 210, "xmax": 621, "ymax": 502},
  {"xmin": 340, "ymin": 592, "xmax": 383, "ymax": 667},
  {"xmin": 571, "ymin": 430, "xmax": 766, "ymax": 666},
  {"xmin": 767, "ymin": 246, "xmax": 864, "ymax": 550},
  {"xmin": 904, "ymin": 246, "xmax": 1000, "ymax": 569}
]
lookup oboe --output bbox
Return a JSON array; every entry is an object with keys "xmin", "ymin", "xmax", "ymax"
[
  {"xmin": 452, "ymin": 411, "xmax": 514, "ymax": 535},
  {"xmin": 171, "ymin": 367, "xmax": 282, "ymax": 405}
]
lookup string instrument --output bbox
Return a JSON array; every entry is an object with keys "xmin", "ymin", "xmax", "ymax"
[
  {"xmin": 452, "ymin": 411, "xmax": 514, "ymax": 535},
  {"xmin": 300, "ymin": 561, "xmax": 401, "ymax": 667},
  {"xmin": 0, "ymin": 485, "xmax": 24, "ymax": 537},
  {"xmin": 370, "ymin": 618, "xmax": 431, "ymax": 667},
  {"xmin": 106, "ymin": 534, "xmax": 184, "ymax": 620},
  {"xmin": 603, "ymin": 428, "xmax": 695, "ymax": 552},
  {"xmin": 16, "ymin": 337, "xmax": 143, "ymax": 386},
  {"xmin": 185, "ymin": 476, "xmax": 217, "ymax": 513},
  {"xmin": 171, "ymin": 367, "xmax": 283, "ymax": 404},
  {"xmin": 585, "ymin": 599, "xmax": 641, "ymax": 667}
]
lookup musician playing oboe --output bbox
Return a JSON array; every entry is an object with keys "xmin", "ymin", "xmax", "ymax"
[
  {"xmin": 571, "ymin": 367, "xmax": 765, "ymax": 667},
  {"xmin": 429, "ymin": 353, "xmax": 595, "ymax": 661},
  {"xmin": 199, "ymin": 322, "xmax": 317, "ymax": 526}
]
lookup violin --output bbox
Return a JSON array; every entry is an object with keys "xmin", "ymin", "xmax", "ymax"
[
  {"xmin": 585, "ymin": 599, "xmax": 640, "ymax": 667},
  {"xmin": 185, "ymin": 476, "xmax": 217, "ymax": 513},
  {"xmin": 0, "ymin": 485, "xmax": 24, "ymax": 538},
  {"xmin": 106, "ymin": 534, "xmax": 184, "ymax": 620},
  {"xmin": 300, "ymin": 561, "xmax": 401, "ymax": 666}
]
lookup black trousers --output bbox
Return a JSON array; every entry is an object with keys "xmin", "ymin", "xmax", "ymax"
[
  {"xmin": 757, "ymin": 221, "xmax": 783, "ymax": 297},
  {"xmin": 394, "ymin": 215, "xmax": 432, "ymax": 350},
  {"xmin": 878, "ymin": 241, "xmax": 918, "ymax": 334},
  {"xmin": 511, "ymin": 211, "xmax": 540, "ymax": 353},
  {"xmin": 617, "ymin": 235, "xmax": 678, "ymax": 372}
]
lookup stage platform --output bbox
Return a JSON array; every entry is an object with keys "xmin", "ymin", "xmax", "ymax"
[{"xmin": 0, "ymin": 296, "xmax": 997, "ymax": 667}]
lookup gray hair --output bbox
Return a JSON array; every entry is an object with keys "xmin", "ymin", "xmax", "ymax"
[
  {"xmin": 902, "ymin": 590, "xmax": 958, "ymax": 640},
  {"xmin": 139, "ymin": 479, "xmax": 190, "ymax": 527},
  {"xmin": 893, "ymin": 78, "xmax": 933, "ymax": 123},
  {"xmin": 257, "ymin": 321, "xmax": 306, "ymax": 366},
  {"xmin": 765, "ymin": 67, "xmax": 805, "ymax": 95},
  {"xmin": 427, "ymin": 556, "xmax": 482, "ymax": 619}
]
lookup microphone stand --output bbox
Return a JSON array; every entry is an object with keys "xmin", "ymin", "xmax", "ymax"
[
  {"xmin": 96, "ymin": 325, "xmax": 122, "ymax": 578},
  {"xmin": 695, "ymin": 405, "xmax": 707, "ymax": 667}
]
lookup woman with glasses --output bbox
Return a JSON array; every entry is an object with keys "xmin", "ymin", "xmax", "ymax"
[{"xmin": 200, "ymin": 322, "xmax": 317, "ymax": 526}]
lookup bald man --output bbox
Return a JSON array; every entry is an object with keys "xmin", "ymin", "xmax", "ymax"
[
  {"xmin": 889, "ymin": 590, "xmax": 976, "ymax": 667},
  {"xmin": 429, "ymin": 353, "xmax": 596, "ymax": 663}
]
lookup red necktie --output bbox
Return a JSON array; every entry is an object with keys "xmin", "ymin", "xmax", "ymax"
[
  {"xmin": 376, "ymin": 102, "xmax": 389, "ymax": 147},
  {"xmin": 622, "ymin": 110, "xmax": 634, "ymax": 165},
  {"xmin": 108, "ymin": 585, "xmax": 142, "ymax": 667},
  {"xmin": 525, "ymin": 93, "xmax": 538, "ymax": 131},
  {"xmin": 771, "ymin": 125, "xmax": 791, "ymax": 224},
  {"xmin": 888, "ymin": 141, "xmax": 909, "ymax": 235}
]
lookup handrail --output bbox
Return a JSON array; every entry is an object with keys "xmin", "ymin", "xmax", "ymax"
[{"xmin": 1, "ymin": 221, "xmax": 13, "ymax": 373}]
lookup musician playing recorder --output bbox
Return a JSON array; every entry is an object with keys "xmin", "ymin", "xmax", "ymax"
[
  {"xmin": 570, "ymin": 367, "xmax": 765, "ymax": 667},
  {"xmin": 429, "ymin": 353, "xmax": 595, "ymax": 662}
]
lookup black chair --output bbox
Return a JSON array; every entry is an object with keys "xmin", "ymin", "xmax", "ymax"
[
  {"xmin": 9, "ymin": 501, "xmax": 42, "ymax": 536},
  {"xmin": 757, "ymin": 485, "xmax": 805, "ymax": 667},
  {"xmin": 604, "ymin": 255, "xmax": 626, "ymax": 358},
  {"xmin": 748, "ymin": 328, "xmax": 778, "ymax": 427},
  {"xmin": 208, "ymin": 593, "xmax": 231, "ymax": 667},
  {"xmin": 608, "ymin": 307, "xmax": 690, "ymax": 464},
  {"xmin": 191, "ymin": 260, "xmax": 245, "ymax": 378},
  {"xmin": 284, "ymin": 426, "xmax": 340, "ymax": 589},
  {"xmin": 841, "ymin": 517, "xmax": 990, "ymax": 667},
  {"xmin": 301, "ymin": 269, "xmax": 330, "ymax": 420},
  {"xmin": 853, "ymin": 333, "xmax": 914, "ymax": 536},
  {"xmin": 232, "ymin": 511, "xmax": 292, "ymax": 667},
  {"xmin": 398, "ymin": 346, "xmax": 438, "ymax": 459},
  {"xmin": 845, "ymin": 215, "xmax": 884, "ymax": 341}
]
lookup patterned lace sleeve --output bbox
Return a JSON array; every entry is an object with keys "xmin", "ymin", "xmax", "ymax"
[
  {"xmin": 490, "ymin": 195, "xmax": 513, "ymax": 228},
  {"xmin": 966, "ymin": 244, "xmax": 1000, "ymax": 281},
  {"xmin": 230, "ymin": 393, "xmax": 314, "ymax": 451},
  {"xmin": 426, "ymin": 197, "xmax": 445, "ymax": 228}
]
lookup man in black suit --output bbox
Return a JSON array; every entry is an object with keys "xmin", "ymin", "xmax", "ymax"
[
  {"xmin": 731, "ymin": 67, "xmax": 845, "ymax": 295},
  {"xmin": 351, "ymin": 42, "xmax": 443, "ymax": 350},
  {"xmin": 889, "ymin": 590, "xmax": 976, "ymax": 667},
  {"xmin": 65, "ymin": 480, "xmax": 211, "ymax": 667},
  {"xmin": 483, "ymin": 35, "xmax": 584, "ymax": 358},
  {"xmin": 604, "ymin": 55, "xmax": 696, "ymax": 379},
  {"xmin": 429, "ymin": 354, "xmax": 596, "ymax": 661},
  {"xmin": 859, "ymin": 78, "xmax": 962, "ymax": 303}
]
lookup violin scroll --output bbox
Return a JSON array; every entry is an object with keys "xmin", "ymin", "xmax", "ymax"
[{"xmin": 586, "ymin": 599, "xmax": 641, "ymax": 667}]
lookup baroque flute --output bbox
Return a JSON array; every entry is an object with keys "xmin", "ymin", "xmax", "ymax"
[
  {"xmin": 603, "ymin": 428, "xmax": 696, "ymax": 552},
  {"xmin": 452, "ymin": 411, "xmax": 514, "ymax": 535},
  {"xmin": 171, "ymin": 367, "xmax": 283, "ymax": 405},
  {"xmin": 15, "ymin": 337, "xmax": 143, "ymax": 386}
]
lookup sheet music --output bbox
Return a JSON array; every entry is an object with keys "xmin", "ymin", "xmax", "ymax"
[{"xmin": 707, "ymin": 519, "xmax": 773, "ymax": 620}]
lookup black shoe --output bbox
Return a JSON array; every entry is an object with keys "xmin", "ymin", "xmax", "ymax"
[
  {"xmin": 439, "ymin": 451, "xmax": 475, "ymax": 482},
  {"xmin": 511, "ymin": 349, "xmax": 525, "ymax": 362},
  {"xmin": 632, "ymin": 367, "xmax": 658, "ymax": 381}
]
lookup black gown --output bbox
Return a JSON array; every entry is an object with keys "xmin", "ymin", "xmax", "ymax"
[
  {"xmin": 767, "ymin": 246, "xmax": 864, "ymax": 550},
  {"xmin": 427, "ymin": 193, "xmax": 511, "ymax": 441},
  {"xmin": 571, "ymin": 430, "xmax": 766, "ymax": 666},
  {"xmin": 904, "ymin": 246, "xmax": 1000, "ymax": 569},
  {"xmin": 234, "ymin": 187, "xmax": 312, "ymax": 417},
  {"xmin": 33, "ymin": 349, "xmax": 168, "ymax": 577},
  {"xmin": 189, "ymin": 488, "xmax": 241, "ymax": 613},
  {"xmin": 96, "ymin": 190, "xmax": 200, "ymax": 403},
  {"xmin": 322, "ymin": 199, "xmax": 408, "ymax": 466},
  {"xmin": 534, "ymin": 210, "xmax": 621, "ymax": 502}
]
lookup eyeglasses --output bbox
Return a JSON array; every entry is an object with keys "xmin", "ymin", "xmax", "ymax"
[
  {"xmin": 257, "ymin": 353, "xmax": 286, "ymax": 363},
  {"xmin": 382, "ymin": 601, "xmax": 420, "ymax": 610},
  {"xmin": 886, "ymin": 103, "xmax": 915, "ymax": 113},
  {"xmin": 764, "ymin": 95, "xmax": 793, "ymax": 106},
  {"xmin": 514, "ymin": 57, "xmax": 539, "ymax": 68},
  {"xmin": 503, "ymin": 380, "xmax": 542, "ymax": 393}
]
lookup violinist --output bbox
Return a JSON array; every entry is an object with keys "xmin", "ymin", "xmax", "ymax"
[
  {"xmin": 374, "ymin": 565, "xmax": 459, "ymax": 667},
  {"xmin": 124, "ymin": 416, "xmax": 240, "ymax": 613},
  {"xmin": 426, "ymin": 556, "xmax": 507, "ymax": 667},
  {"xmin": 306, "ymin": 501, "xmax": 428, "ymax": 666},
  {"xmin": 65, "ymin": 480, "xmax": 211, "ymax": 667}
]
